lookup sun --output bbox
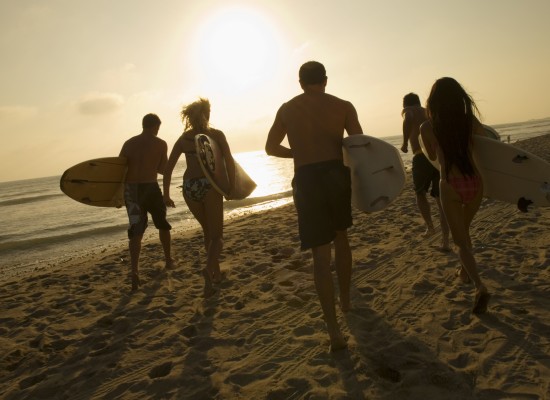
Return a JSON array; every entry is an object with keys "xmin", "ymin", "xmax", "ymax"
[{"xmin": 194, "ymin": 7, "xmax": 279, "ymax": 93}]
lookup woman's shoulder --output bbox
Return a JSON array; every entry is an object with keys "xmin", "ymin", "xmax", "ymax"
[
  {"xmin": 208, "ymin": 127, "xmax": 224, "ymax": 135},
  {"xmin": 207, "ymin": 128, "xmax": 226, "ymax": 140}
]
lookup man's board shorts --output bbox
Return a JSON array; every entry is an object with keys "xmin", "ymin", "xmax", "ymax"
[
  {"xmin": 412, "ymin": 153, "xmax": 440, "ymax": 197},
  {"xmin": 124, "ymin": 183, "xmax": 171, "ymax": 238},
  {"xmin": 292, "ymin": 159, "xmax": 352, "ymax": 250}
]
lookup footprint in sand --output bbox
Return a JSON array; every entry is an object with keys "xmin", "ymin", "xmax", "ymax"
[{"xmin": 148, "ymin": 361, "xmax": 173, "ymax": 379}]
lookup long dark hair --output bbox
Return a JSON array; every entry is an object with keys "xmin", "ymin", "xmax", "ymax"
[{"xmin": 426, "ymin": 77, "xmax": 480, "ymax": 178}]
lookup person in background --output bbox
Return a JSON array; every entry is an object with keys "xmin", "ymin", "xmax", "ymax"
[
  {"xmin": 163, "ymin": 98, "xmax": 235, "ymax": 298},
  {"xmin": 119, "ymin": 113, "xmax": 174, "ymax": 291},
  {"xmin": 265, "ymin": 61, "xmax": 363, "ymax": 351},
  {"xmin": 401, "ymin": 92, "xmax": 450, "ymax": 251},
  {"xmin": 420, "ymin": 77, "xmax": 490, "ymax": 314}
]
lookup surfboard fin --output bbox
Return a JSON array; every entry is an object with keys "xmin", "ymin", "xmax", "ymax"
[
  {"xmin": 348, "ymin": 142, "xmax": 371, "ymax": 148},
  {"xmin": 517, "ymin": 197, "xmax": 533, "ymax": 213},
  {"xmin": 372, "ymin": 165, "xmax": 395, "ymax": 174},
  {"xmin": 512, "ymin": 154, "xmax": 529, "ymax": 163},
  {"xmin": 370, "ymin": 196, "xmax": 390, "ymax": 208}
]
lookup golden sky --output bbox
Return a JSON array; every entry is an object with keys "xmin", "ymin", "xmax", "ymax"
[{"xmin": 1, "ymin": 0, "xmax": 549, "ymax": 181}]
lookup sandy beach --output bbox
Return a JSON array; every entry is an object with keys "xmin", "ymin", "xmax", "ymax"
[{"xmin": 1, "ymin": 135, "xmax": 549, "ymax": 399}]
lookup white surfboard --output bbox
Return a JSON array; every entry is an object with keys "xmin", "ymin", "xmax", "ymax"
[
  {"xmin": 60, "ymin": 157, "xmax": 127, "ymax": 207},
  {"xmin": 419, "ymin": 133, "xmax": 550, "ymax": 211},
  {"xmin": 474, "ymin": 136, "xmax": 550, "ymax": 210},
  {"xmin": 195, "ymin": 134, "xmax": 257, "ymax": 200},
  {"xmin": 342, "ymin": 134, "xmax": 406, "ymax": 212}
]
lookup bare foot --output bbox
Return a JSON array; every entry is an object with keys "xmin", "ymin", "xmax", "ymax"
[
  {"xmin": 131, "ymin": 273, "xmax": 141, "ymax": 292},
  {"xmin": 165, "ymin": 259, "xmax": 175, "ymax": 270},
  {"xmin": 423, "ymin": 228, "xmax": 436, "ymax": 238},
  {"xmin": 329, "ymin": 333, "xmax": 348, "ymax": 352},
  {"xmin": 472, "ymin": 289, "xmax": 491, "ymax": 314},
  {"xmin": 339, "ymin": 297, "xmax": 351, "ymax": 313},
  {"xmin": 212, "ymin": 270, "xmax": 227, "ymax": 284},
  {"xmin": 202, "ymin": 268, "xmax": 217, "ymax": 298},
  {"xmin": 441, "ymin": 235, "xmax": 450, "ymax": 251},
  {"xmin": 455, "ymin": 266, "xmax": 471, "ymax": 284}
]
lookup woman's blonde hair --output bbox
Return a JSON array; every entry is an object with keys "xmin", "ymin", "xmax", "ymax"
[{"xmin": 181, "ymin": 98, "xmax": 211, "ymax": 132}]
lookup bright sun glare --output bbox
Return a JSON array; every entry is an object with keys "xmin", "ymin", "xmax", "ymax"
[{"xmin": 195, "ymin": 7, "xmax": 279, "ymax": 93}]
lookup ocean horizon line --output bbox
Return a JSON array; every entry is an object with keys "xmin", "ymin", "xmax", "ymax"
[{"xmin": 2, "ymin": 117, "xmax": 549, "ymax": 185}]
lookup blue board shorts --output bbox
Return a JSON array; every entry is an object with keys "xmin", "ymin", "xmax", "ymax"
[
  {"xmin": 292, "ymin": 160, "xmax": 352, "ymax": 250},
  {"xmin": 124, "ymin": 183, "xmax": 171, "ymax": 238}
]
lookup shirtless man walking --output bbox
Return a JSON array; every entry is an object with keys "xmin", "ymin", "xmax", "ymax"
[
  {"xmin": 265, "ymin": 61, "xmax": 363, "ymax": 351},
  {"xmin": 120, "ymin": 113, "xmax": 174, "ymax": 291},
  {"xmin": 401, "ymin": 93, "xmax": 450, "ymax": 251}
]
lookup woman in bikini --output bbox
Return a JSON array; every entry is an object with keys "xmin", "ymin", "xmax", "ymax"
[
  {"xmin": 163, "ymin": 98, "xmax": 236, "ymax": 297},
  {"xmin": 420, "ymin": 77, "xmax": 490, "ymax": 314}
]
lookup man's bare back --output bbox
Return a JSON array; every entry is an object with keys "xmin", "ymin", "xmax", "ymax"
[
  {"xmin": 120, "ymin": 131, "xmax": 168, "ymax": 183},
  {"xmin": 401, "ymin": 105, "xmax": 428, "ymax": 155},
  {"xmin": 266, "ymin": 88, "xmax": 362, "ymax": 168}
]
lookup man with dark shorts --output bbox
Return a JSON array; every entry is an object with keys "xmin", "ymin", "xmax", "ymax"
[
  {"xmin": 401, "ymin": 93, "xmax": 449, "ymax": 250},
  {"xmin": 120, "ymin": 113, "xmax": 174, "ymax": 291},
  {"xmin": 265, "ymin": 61, "xmax": 363, "ymax": 351}
]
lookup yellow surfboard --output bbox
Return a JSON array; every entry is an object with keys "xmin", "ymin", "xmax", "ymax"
[{"xmin": 60, "ymin": 157, "xmax": 127, "ymax": 207}]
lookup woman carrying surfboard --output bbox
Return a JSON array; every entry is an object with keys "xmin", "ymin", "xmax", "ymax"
[
  {"xmin": 163, "ymin": 98, "xmax": 236, "ymax": 297},
  {"xmin": 420, "ymin": 77, "xmax": 490, "ymax": 314}
]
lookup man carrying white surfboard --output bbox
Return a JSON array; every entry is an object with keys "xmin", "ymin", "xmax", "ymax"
[
  {"xmin": 265, "ymin": 61, "xmax": 363, "ymax": 351},
  {"xmin": 401, "ymin": 93, "xmax": 450, "ymax": 251},
  {"xmin": 119, "ymin": 113, "xmax": 174, "ymax": 291}
]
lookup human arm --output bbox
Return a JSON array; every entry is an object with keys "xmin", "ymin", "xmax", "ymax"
[
  {"xmin": 265, "ymin": 107, "xmax": 293, "ymax": 158},
  {"xmin": 419, "ymin": 121, "xmax": 437, "ymax": 161},
  {"xmin": 163, "ymin": 140, "xmax": 182, "ymax": 208},
  {"xmin": 157, "ymin": 140, "xmax": 169, "ymax": 176},
  {"xmin": 344, "ymin": 102, "xmax": 363, "ymax": 136},
  {"xmin": 401, "ymin": 110, "xmax": 414, "ymax": 153}
]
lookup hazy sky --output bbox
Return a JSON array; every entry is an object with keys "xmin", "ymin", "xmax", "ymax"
[{"xmin": 1, "ymin": 0, "xmax": 549, "ymax": 182}]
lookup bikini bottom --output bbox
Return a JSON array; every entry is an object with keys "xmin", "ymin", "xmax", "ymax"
[
  {"xmin": 183, "ymin": 177, "xmax": 212, "ymax": 202},
  {"xmin": 447, "ymin": 175, "xmax": 481, "ymax": 204}
]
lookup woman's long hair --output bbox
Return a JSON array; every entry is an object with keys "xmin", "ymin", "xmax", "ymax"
[
  {"xmin": 426, "ymin": 77, "xmax": 479, "ymax": 178},
  {"xmin": 181, "ymin": 98, "xmax": 210, "ymax": 132}
]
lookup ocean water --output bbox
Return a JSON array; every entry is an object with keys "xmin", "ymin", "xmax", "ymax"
[{"xmin": 1, "ymin": 118, "xmax": 549, "ymax": 273}]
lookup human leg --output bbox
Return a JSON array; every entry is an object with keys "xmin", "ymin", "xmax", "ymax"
[
  {"xmin": 462, "ymin": 186, "xmax": 489, "ymax": 313},
  {"xmin": 146, "ymin": 183, "xmax": 174, "ymax": 269},
  {"xmin": 440, "ymin": 182, "xmax": 489, "ymax": 312},
  {"xmin": 416, "ymin": 192, "xmax": 435, "ymax": 235},
  {"xmin": 312, "ymin": 243, "xmax": 347, "ymax": 351},
  {"xmin": 129, "ymin": 235, "xmax": 143, "ymax": 291},
  {"xmin": 435, "ymin": 196, "xmax": 451, "ymax": 251},
  {"xmin": 159, "ymin": 229, "xmax": 174, "ymax": 269},
  {"xmin": 412, "ymin": 154, "xmax": 437, "ymax": 235},
  {"xmin": 203, "ymin": 189, "xmax": 224, "ymax": 283},
  {"xmin": 124, "ymin": 184, "xmax": 148, "ymax": 291},
  {"xmin": 183, "ymin": 192, "xmax": 216, "ymax": 297},
  {"xmin": 334, "ymin": 230, "xmax": 352, "ymax": 312}
]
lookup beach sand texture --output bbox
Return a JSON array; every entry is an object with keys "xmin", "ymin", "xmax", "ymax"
[{"xmin": 1, "ymin": 135, "xmax": 549, "ymax": 399}]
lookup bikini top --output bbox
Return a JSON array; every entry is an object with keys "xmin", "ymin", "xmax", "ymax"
[{"xmin": 182, "ymin": 136, "xmax": 197, "ymax": 156}]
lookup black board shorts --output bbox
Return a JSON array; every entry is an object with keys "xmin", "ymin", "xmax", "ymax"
[
  {"xmin": 292, "ymin": 160, "xmax": 352, "ymax": 250},
  {"xmin": 124, "ymin": 183, "xmax": 171, "ymax": 238},
  {"xmin": 412, "ymin": 153, "xmax": 440, "ymax": 197}
]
